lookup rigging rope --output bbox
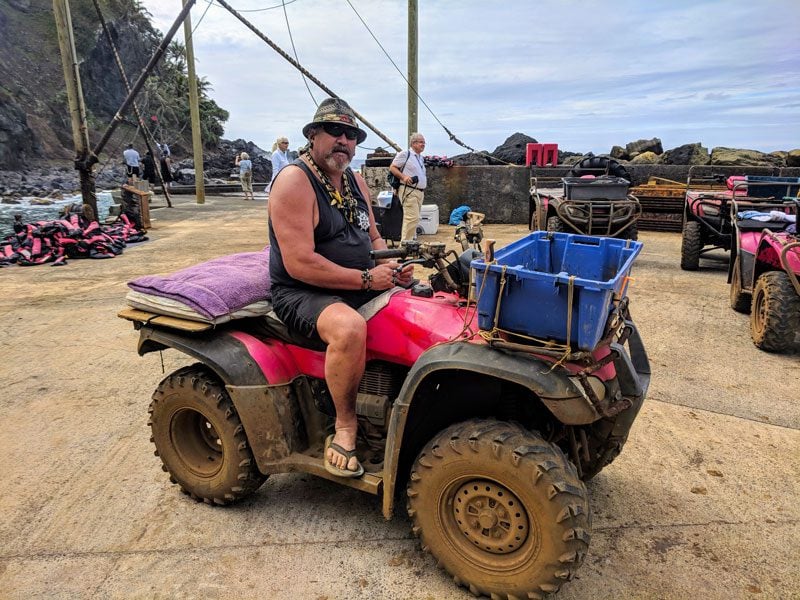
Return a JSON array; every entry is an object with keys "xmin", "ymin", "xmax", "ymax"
[
  {"xmin": 212, "ymin": 0, "xmax": 401, "ymax": 151},
  {"xmin": 344, "ymin": 0, "xmax": 515, "ymax": 165}
]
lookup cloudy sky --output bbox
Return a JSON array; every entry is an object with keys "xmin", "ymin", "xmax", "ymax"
[{"xmin": 140, "ymin": 0, "xmax": 800, "ymax": 159}]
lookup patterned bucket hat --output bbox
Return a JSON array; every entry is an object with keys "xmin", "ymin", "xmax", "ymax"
[{"xmin": 302, "ymin": 97, "xmax": 367, "ymax": 144}]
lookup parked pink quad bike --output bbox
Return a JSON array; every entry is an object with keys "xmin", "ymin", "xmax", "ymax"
[
  {"xmin": 729, "ymin": 197, "xmax": 800, "ymax": 352},
  {"xmin": 681, "ymin": 172, "xmax": 799, "ymax": 271},
  {"xmin": 119, "ymin": 234, "xmax": 650, "ymax": 599}
]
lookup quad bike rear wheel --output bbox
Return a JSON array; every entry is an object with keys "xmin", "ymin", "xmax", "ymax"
[
  {"xmin": 750, "ymin": 271, "xmax": 800, "ymax": 352},
  {"xmin": 680, "ymin": 221, "xmax": 702, "ymax": 270},
  {"xmin": 407, "ymin": 420, "xmax": 591, "ymax": 599},
  {"xmin": 149, "ymin": 364, "xmax": 267, "ymax": 504},
  {"xmin": 729, "ymin": 257, "xmax": 751, "ymax": 313}
]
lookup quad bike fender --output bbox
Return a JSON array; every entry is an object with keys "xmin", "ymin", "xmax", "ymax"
[
  {"xmin": 381, "ymin": 342, "xmax": 596, "ymax": 519},
  {"xmin": 138, "ymin": 326, "xmax": 308, "ymax": 470},
  {"xmin": 137, "ymin": 326, "xmax": 302, "ymax": 386}
]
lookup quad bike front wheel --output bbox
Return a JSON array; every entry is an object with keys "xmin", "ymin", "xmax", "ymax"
[
  {"xmin": 680, "ymin": 221, "xmax": 702, "ymax": 270},
  {"xmin": 750, "ymin": 271, "xmax": 800, "ymax": 352},
  {"xmin": 407, "ymin": 420, "xmax": 591, "ymax": 599},
  {"xmin": 729, "ymin": 257, "xmax": 751, "ymax": 313},
  {"xmin": 149, "ymin": 364, "xmax": 267, "ymax": 504}
]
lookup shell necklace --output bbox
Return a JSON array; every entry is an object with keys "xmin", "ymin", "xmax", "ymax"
[{"xmin": 304, "ymin": 152, "xmax": 358, "ymax": 224}]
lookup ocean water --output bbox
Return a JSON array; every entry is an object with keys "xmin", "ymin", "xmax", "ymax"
[{"xmin": 0, "ymin": 192, "xmax": 115, "ymax": 238}]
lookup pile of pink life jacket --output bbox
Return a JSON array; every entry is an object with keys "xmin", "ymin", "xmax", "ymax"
[{"xmin": 0, "ymin": 212, "xmax": 147, "ymax": 267}]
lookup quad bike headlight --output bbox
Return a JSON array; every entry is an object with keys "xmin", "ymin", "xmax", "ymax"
[{"xmin": 701, "ymin": 206, "xmax": 720, "ymax": 216}]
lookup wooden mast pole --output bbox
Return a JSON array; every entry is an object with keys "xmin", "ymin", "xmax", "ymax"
[
  {"xmin": 53, "ymin": 0, "xmax": 97, "ymax": 219},
  {"xmin": 183, "ymin": 0, "xmax": 205, "ymax": 204},
  {"xmin": 407, "ymin": 0, "xmax": 418, "ymax": 142}
]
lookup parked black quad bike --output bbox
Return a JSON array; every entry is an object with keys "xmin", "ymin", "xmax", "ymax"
[
  {"xmin": 530, "ymin": 157, "xmax": 641, "ymax": 241},
  {"xmin": 120, "ymin": 238, "xmax": 651, "ymax": 599}
]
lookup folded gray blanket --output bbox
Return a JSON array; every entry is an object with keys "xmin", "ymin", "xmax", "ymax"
[{"xmin": 128, "ymin": 248, "xmax": 271, "ymax": 319}]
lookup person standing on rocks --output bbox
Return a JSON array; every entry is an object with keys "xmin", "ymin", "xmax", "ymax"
[
  {"xmin": 123, "ymin": 144, "xmax": 141, "ymax": 180},
  {"xmin": 235, "ymin": 151, "xmax": 254, "ymax": 200},
  {"xmin": 389, "ymin": 132, "xmax": 427, "ymax": 241},
  {"xmin": 269, "ymin": 136, "xmax": 291, "ymax": 194}
]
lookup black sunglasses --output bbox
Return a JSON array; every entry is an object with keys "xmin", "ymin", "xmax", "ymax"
[{"xmin": 321, "ymin": 122, "xmax": 359, "ymax": 140}]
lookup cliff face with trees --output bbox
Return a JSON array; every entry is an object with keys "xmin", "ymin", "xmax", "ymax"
[{"xmin": 0, "ymin": 0, "xmax": 228, "ymax": 170}]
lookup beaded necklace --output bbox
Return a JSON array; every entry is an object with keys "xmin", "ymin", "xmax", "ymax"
[{"xmin": 303, "ymin": 151, "xmax": 358, "ymax": 224}]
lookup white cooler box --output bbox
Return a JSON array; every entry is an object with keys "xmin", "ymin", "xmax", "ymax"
[{"xmin": 417, "ymin": 204, "xmax": 439, "ymax": 235}]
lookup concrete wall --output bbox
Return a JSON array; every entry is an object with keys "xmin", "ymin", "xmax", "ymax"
[{"xmin": 363, "ymin": 164, "xmax": 800, "ymax": 225}]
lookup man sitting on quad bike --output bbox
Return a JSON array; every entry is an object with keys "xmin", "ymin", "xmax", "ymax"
[{"xmin": 268, "ymin": 97, "xmax": 414, "ymax": 477}]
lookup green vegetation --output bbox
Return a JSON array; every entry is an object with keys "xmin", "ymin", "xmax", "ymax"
[{"xmin": 140, "ymin": 41, "xmax": 229, "ymax": 149}]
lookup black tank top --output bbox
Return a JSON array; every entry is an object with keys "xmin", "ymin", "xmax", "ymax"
[{"xmin": 269, "ymin": 159, "xmax": 374, "ymax": 291}]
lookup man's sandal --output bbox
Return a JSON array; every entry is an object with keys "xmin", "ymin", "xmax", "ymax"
[{"xmin": 324, "ymin": 434, "xmax": 365, "ymax": 478}]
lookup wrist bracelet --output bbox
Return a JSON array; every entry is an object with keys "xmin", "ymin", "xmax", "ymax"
[{"xmin": 361, "ymin": 268, "xmax": 372, "ymax": 290}]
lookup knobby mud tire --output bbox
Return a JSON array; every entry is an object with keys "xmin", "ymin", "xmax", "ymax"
[
  {"xmin": 406, "ymin": 419, "xmax": 591, "ymax": 600},
  {"xmin": 750, "ymin": 272, "xmax": 800, "ymax": 352},
  {"xmin": 680, "ymin": 221, "xmax": 702, "ymax": 270},
  {"xmin": 729, "ymin": 257, "xmax": 751, "ymax": 313},
  {"xmin": 546, "ymin": 216, "xmax": 565, "ymax": 233},
  {"xmin": 149, "ymin": 364, "xmax": 267, "ymax": 505}
]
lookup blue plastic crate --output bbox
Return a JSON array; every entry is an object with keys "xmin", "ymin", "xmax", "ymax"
[{"xmin": 471, "ymin": 232, "xmax": 643, "ymax": 351}]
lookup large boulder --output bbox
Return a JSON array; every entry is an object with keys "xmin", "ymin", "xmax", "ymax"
[
  {"xmin": 203, "ymin": 138, "xmax": 272, "ymax": 181},
  {"xmin": 662, "ymin": 143, "xmax": 710, "ymax": 165},
  {"xmin": 710, "ymin": 147, "xmax": 784, "ymax": 167},
  {"xmin": 450, "ymin": 151, "xmax": 498, "ymax": 166},
  {"xmin": 786, "ymin": 149, "xmax": 800, "ymax": 167},
  {"xmin": 610, "ymin": 145, "xmax": 627, "ymax": 160},
  {"xmin": 491, "ymin": 133, "xmax": 538, "ymax": 165},
  {"xmin": 630, "ymin": 151, "xmax": 661, "ymax": 165},
  {"xmin": 625, "ymin": 137, "xmax": 663, "ymax": 157}
]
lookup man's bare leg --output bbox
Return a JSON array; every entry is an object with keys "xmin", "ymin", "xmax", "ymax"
[{"xmin": 316, "ymin": 303, "xmax": 367, "ymax": 472}]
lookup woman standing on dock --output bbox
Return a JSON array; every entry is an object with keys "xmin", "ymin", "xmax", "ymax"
[{"xmin": 236, "ymin": 151, "xmax": 254, "ymax": 200}]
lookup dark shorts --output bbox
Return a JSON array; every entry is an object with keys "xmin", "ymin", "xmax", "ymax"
[
  {"xmin": 126, "ymin": 165, "xmax": 140, "ymax": 177},
  {"xmin": 271, "ymin": 286, "xmax": 382, "ymax": 344}
]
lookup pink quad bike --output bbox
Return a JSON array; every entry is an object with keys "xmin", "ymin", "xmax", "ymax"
[
  {"xmin": 681, "ymin": 173, "xmax": 799, "ymax": 271},
  {"xmin": 729, "ymin": 198, "xmax": 800, "ymax": 352},
  {"xmin": 119, "ymin": 237, "xmax": 650, "ymax": 599}
]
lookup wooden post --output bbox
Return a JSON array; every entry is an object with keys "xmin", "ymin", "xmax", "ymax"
[
  {"xmin": 53, "ymin": 0, "xmax": 98, "ymax": 219},
  {"xmin": 183, "ymin": 0, "xmax": 205, "ymax": 204},
  {"xmin": 407, "ymin": 0, "xmax": 418, "ymax": 141}
]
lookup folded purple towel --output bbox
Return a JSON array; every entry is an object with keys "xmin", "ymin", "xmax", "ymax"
[{"xmin": 128, "ymin": 248, "xmax": 271, "ymax": 319}]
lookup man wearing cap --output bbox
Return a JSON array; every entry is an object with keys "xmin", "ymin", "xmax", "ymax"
[
  {"xmin": 389, "ymin": 132, "xmax": 427, "ymax": 241},
  {"xmin": 268, "ymin": 98, "xmax": 414, "ymax": 478}
]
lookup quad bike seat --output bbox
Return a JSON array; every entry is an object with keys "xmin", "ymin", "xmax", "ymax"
[
  {"xmin": 250, "ymin": 288, "xmax": 405, "ymax": 352},
  {"xmin": 736, "ymin": 219, "xmax": 791, "ymax": 232}
]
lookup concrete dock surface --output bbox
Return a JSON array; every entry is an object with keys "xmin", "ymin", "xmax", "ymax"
[{"xmin": 0, "ymin": 194, "xmax": 797, "ymax": 599}]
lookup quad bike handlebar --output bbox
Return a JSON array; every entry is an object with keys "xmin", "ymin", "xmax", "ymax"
[{"xmin": 371, "ymin": 241, "xmax": 479, "ymax": 296}]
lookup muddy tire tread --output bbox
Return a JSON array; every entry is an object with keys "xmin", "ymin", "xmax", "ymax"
[
  {"xmin": 729, "ymin": 257, "xmax": 751, "ymax": 313},
  {"xmin": 148, "ymin": 364, "xmax": 266, "ymax": 505},
  {"xmin": 407, "ymin": 419, "xmax": 590, "ymax": 599},
  {"xmin": 750, "ymin": 272, "xmax": 800, "ymax": 352},
  {"xmin": 680, "ymin": 221, "xmax": 702, "ymax": 270}
]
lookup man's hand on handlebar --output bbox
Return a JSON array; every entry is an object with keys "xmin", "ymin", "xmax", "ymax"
[{"xmin": 368, "ymin": 262, "xmax": 414, "ymax": 290}]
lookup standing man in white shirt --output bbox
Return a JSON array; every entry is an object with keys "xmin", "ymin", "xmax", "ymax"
[
  {"xmin": 389, "ymin": 132, "xmax": 427, "ymax": 241},
  {"xmin": 123, "ymin": 143, "xmax": 141, "ymax": 179},
  {"xmin": 269, "ymin": 136, "xmax": 291, "ymax": 194}
]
